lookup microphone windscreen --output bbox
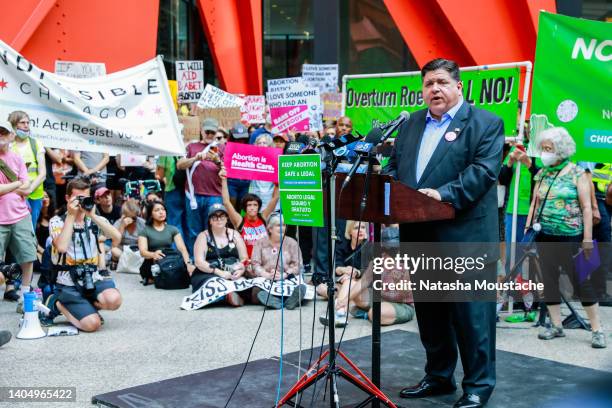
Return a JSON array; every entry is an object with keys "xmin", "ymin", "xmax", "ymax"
[
  {"xmin": 365, "ymin": 128, "xmax": 383, "ymax": 143},
  {"xmin": 296, "ymin": 134, "xmax": 310, "ymax": 145},
  {"xmin": 320, "ymin": 135, "xmax": 332, "ymax": 144}
]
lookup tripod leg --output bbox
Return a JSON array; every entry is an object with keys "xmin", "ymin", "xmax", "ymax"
[{"xmin": 561, "ymin": 293, "xmax": 591, "ymax": 330}]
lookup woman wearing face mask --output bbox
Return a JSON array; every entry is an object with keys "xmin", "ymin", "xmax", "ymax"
[
  {"xmin": 526, "ymin": 127, "xmax": 605, "ymax": 348},
  {"xmin": 8, "ymin": 111, "xmax": 46, "ymax": 228}
]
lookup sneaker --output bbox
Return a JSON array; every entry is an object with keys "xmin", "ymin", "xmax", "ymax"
[
  {"xmin": 3, "ymin": 289, "xmax": 19, "ymax": 302},
  {"xmin": 592, "ymin": 330, "xmax": 607, "ymax": 349},
  {"xmin": 39, "ymin": 311, "xmax": 55, "ymax": 327},
  {"xmin": 285, "ymin": 285, "xmax": 306, "ymax": 310},
  {"xmin": 256, "ymin": 290, "xmax": 282, "ymax": 309},
  {"xmin": 319, "ymin": 310, "xmax": 348, "ymax": 328},
  {"xmin": 225, "ymin": 292, "xmax": 245, "ymax": 307},
  {"xmin": 538, "ymin": 325, "xmax": 565, "ymax": 340}
]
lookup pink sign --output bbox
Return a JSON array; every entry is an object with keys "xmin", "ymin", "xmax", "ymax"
[
  {"xmin": 270, "ymin": 105, "xmax": 309, "ymax": 134},
  {"xmin": 224, "ymin": 142, "xmax": 282, "ymax": 183}
]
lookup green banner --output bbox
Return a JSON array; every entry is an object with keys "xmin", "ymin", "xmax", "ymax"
[
  {"xmin": 344, "ymin": 67, "xmax": 520, "ymax": 137},
  {"xmin": 278, "ymin": 154, "xmax": 324, "ymax": 227},
  {"xmin": 532, "ymin": 12, "xmax": 611, "ymax": 163}
]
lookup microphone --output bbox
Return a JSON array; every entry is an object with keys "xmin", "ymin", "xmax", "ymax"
[
  {"xmin": 284, "ymin": 141, "xmax": 304, "ymax": 154},
  {"xmin": 296, "ymin": 134, "xmax": 318, "ymax": 153},
  {"xmin": 341, "ymin": 129, "xmax": 382, "ymax": 190},
  {"xmin": 378, "ymin": 111, "xmax": 409, "ymax": 143},
  {"xmin": 319, "ymin": 132, "xmax": 362, "ymax": 151}
]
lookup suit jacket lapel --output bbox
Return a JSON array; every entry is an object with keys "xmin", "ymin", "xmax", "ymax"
[
  {"xmin": 404, "ymin": 115, "xmax": 427, "ymax": 188},
  {"xmin": 417, "ymin": 103, "xmax": 471, "ymax": 188}
]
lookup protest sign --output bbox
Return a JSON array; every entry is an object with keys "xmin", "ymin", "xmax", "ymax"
[
  {"xmin": 55, "ymin": 60, "xmax": 106, "ymax": 78},
  {"xmin": 531, "ymin": 12, "xmax": 611, "ymax": 162},
  {"xmin": 181, "ymin": 276, "xmax": 313, "ymax": 310},
  {"xmin": 344, "ymin": 66, "xmax": 520, "ymax": 137},
  {"xmin": 267, "ymin": 85, "xmax": 322, "ymax": 132},
  {"xmin": 178, "ymin": 115, "xmax": 201, "ymax": 141},
  {"xmin": 267, "ymin": 77, "xmax": 305, "ymax": 93},
  {"xmin": 176, "ymin": 60, "xmax": 204, "ymax": 103},
  {"xmin": 0, "ymin": 40, "xmax": 184, "ymax": 155},
  {"xmin": 196, "ymin": 83, "xmax": 244, "ymax": 108},
  {"xmin": 241, "ymin": 95, "xmax": 266, "ymax": 124},
  {"xmin": 322, "ymin": 92, "xmax": 342, "ymax": 121},
  {"xmin": 279, "ymin": 154, "xmax": 324, "ymax": 227},
  {"xmin": 195, "ymin": 106, "xmax": 242, "ymax": 130},
  {"xmin": 223, "ymin": 142, "xmax": 282, "ymax": 183},
  {"xmin": 120, "ymin": 154, "xmax": 146, "ymax": 167},
  {"xmin": 302, "ymin": 64, "xmax": 338, "ymax": 93}
]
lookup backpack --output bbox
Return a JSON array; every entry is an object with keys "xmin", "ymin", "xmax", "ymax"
[{"xmin": 153, "ymin": 248, "xmax": 189, "ymax": 290}]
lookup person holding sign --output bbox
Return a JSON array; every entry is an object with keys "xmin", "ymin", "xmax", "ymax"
[
  {"xmin": 177, "ymin": 118, "xmax": 224, "ymax": 254},
  {"xmin": 384, "ymin": 58, "xmax": 504, "ymax": 408},
  {"xmin": 218, "ymin": 166, "xmax": 279, "ymax": 258}
]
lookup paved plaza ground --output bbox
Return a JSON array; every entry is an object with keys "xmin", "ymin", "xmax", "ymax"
[{"xmin": 1, "ymin": 272, "xmax": 611, "ymax": 407}]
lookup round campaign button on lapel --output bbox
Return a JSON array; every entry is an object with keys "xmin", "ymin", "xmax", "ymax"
[{"xmin": 444, "ymin": 131, "xmax": 457, "ymax": 142}]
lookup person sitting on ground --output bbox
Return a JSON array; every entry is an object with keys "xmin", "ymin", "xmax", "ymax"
[
  {"xmin": 111, "ymin": 199, "xmax": 146, "ymax": 264},
  {"xmin": 94, "ymin": 187, "xmax": 121, "ymax": 225},
  {"xmin": 44, "ymin": 177, "xmax": 123, "ymax": 332},
  {"xmin": 317, "ymin": 220, "xmax": 368, "ymax": 327},
  {"xmin": 248, "ymin": 134, "xmax": 280, "ymax": 211},
  {"xmin": 191, "ymin": 203, "xmax": 249, "ymax": 306},
  {"xmin": 251, "ymin": 213, "xmax": 306, "ymax": 310},
  {"xmin": 219, "ymin": 165, "xmax": 279, "ymax": 258},
  {"xmin": 138, "ymin": 200, "xmax": 193, "ymax": 285}
]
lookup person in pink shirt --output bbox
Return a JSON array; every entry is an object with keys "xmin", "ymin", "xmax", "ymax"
[{"xmin": 0, "ymin": 121, "xmax": 37, "ymax": 305}]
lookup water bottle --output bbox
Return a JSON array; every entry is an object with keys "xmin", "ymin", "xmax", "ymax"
[
  {"xmin": 34, "ymin": 288, "xmax": 43, "ymax": 312},
  {"xmin": 151, "ymin": 264, "xmax": 161, "ymax": 277}
]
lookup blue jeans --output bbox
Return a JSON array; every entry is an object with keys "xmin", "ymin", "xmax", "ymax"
[
  {"xmin": 185, "ymin": 194, "xmax": 223, "ymax": 256},
  {"xmin": 504, "ymin": 213, "xmax": 527, "ymax": 269},
  {"xmin": 27, "ymin": 198, "xmax": 43, "ymax": 230},
  {"xmin": 227, "ymin": 178, "xmax": 251, "ymax": 210},
  {"xmin": 165, "ymin": 189, "xmax": 186, "ymax": 241}
]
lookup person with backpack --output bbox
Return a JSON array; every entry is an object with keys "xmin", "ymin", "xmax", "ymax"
[
  {"xmin": 156, "ymin": 154, "xmax": 187, "ymax": 240},
  {"xmin": 8, "ymin": 111, "xmax": 46, "ymax": 228}
]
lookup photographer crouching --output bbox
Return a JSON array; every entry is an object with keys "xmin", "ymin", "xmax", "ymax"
[{"xmin": 44, "ymin": 177, "xmax": 122, "ymax": 332}]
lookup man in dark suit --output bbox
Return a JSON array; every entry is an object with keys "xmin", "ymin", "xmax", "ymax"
[{"xmin": 384, "ymin": 58, "xmax": 504, "ymax": 408}]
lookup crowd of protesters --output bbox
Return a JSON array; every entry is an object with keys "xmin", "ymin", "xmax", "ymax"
[{"xmin": 0, "ymin": 106, "xmax": 609, "ymax": 349}]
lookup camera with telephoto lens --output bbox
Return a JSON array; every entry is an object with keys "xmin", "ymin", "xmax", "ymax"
[
  {"xmin": 73, "ymin": 264, "xmax": 97, "ymax": 292},
  {"xmin": 0, "ymin": 261, "xmax": 22, "ymax": 283},
  {"xmin": 77, "ymin": 196, "xmax": 95, "ymax": 211}
]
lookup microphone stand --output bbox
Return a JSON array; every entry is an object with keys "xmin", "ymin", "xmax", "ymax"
[{"xmin": 276, "ymin": 144, "xmax": 399, "ymax": 408}]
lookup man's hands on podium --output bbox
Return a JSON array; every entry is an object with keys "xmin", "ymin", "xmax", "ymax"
[{"xmin": 418, "ymin": 188, "xmax": 441, "ymax": 201}]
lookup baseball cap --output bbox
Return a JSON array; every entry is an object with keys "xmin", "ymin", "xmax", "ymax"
[
  {"xmin": 94, "ymin": 187, "xmax": 111, "ymax": 199},
  {"xmin": 273, "ymin": 133, "xmax": 289, "ymax": 142},
  {"xmin": 230, "ymin": 122, "xmax": 249, "ymax": 139},
  {"xmin": 201, "ymin": 118, "xmax": 219, "ymax": 132},
  {"xmin": 0, "ymin": 121, "xmax": 14, "ymax": 133},
  {"xmin": 207, "ymin": 203, "xmax": 229, "ymax": 219}
]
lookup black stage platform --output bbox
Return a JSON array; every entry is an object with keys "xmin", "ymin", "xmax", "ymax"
[{"xmin": 92, "ymin": 330, "xmax": 610, "ymax": 408}]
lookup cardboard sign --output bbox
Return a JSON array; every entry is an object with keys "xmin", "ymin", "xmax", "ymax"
[
  {"xmin": 54, "ymin": 60, "xmax": 106, "ymax": 79},
  {"xmin": 223, "ymin": 142, "xmax": 282, "ymax": 183},
  {"xmin": 241, "ymin": 95, "xmax": 266, "ymax": 124},
  {"xmin": 176, "ymin": 60, "xmax": 204, "ymax": 103},
  {"xmin": 178, "ymin": 115, "xmax": 201, "ymax": 141},
  {"xmin": 197, "ymin": 84, "xmax": 244, "ymax": 108},
  {"xmin": 196, "ymin": 106, "xmax": 242, "ymax": 130},
  {"xmin": 322, "ymin": 92, "xmax": 342, "ymax": 121},
  {"xmin": 302, "ymin": 64, "xmax": 338, "ymax": 93}
]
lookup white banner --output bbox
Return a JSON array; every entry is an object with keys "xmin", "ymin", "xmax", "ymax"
[
  {"xmin": 0, "ymin": 40, "xmax": 184, "ymax": 155},
  {"xmin": 55, "ymin": 60, "xmax": 106, "ymax": 79},
  {"xmin": 196, "ymin": 84, "xmax": 244, "ymax": 108},
  {"xmin": 176, "ymin": 60, "xmax": 204, "ymax": 104},
  {"xmin": 302, "ymin": 64, "xmax": 338, "ymax": 93},
  {"xmin": 181, "ymin": 276, "xmax": 314, "ymax": 310}
]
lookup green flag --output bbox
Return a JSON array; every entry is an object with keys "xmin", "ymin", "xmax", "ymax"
[
  {"xmin": 531, "ymin": 12, "xmax": 611, "ymax": 162},
  {"xmin": 344, "ymin": 67, "xmax": 520, "ymax": 137}
]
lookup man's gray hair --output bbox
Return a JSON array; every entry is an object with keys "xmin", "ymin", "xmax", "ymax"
[{"xmin": 538, "ymin": 127, "xmax": 576, "ymax": 159}]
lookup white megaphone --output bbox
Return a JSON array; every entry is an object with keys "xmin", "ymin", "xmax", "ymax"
[{"xmin": 17, "ymin": 292, "xmax": 46, "ymax": 340}]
